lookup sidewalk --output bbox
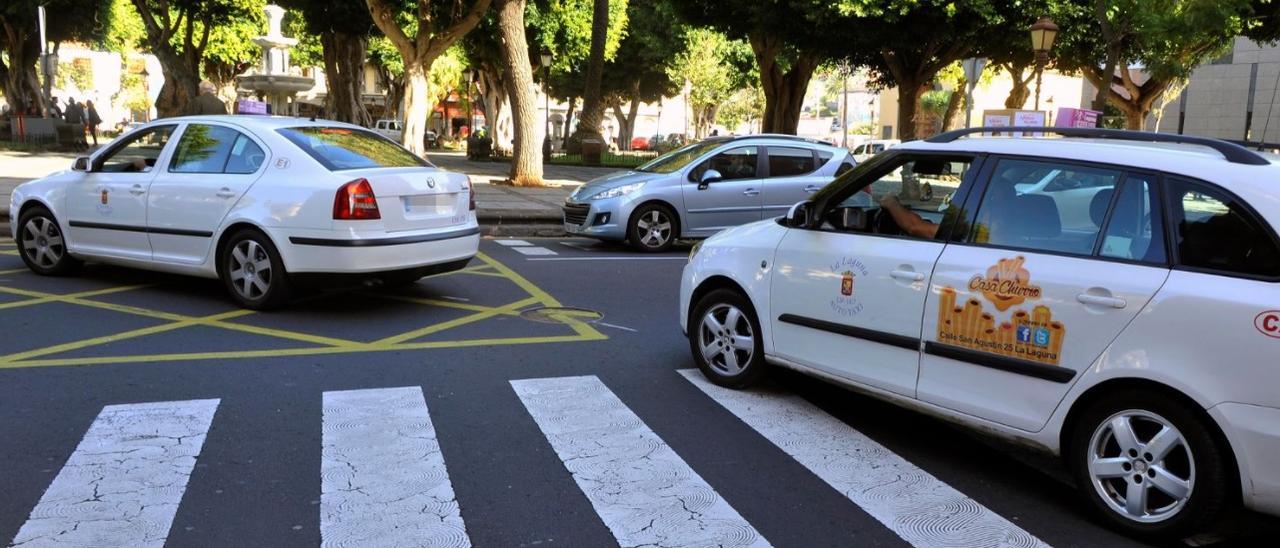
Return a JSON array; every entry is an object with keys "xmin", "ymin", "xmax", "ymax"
[{"xmin": 0, "ymin": 150, "xmax": 625, "ymax": 237}]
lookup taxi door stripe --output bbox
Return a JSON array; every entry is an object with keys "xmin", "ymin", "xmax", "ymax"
[
  {"xmin": 321, "ymin": 387, "xmax": 470, "ymax": 548},
  {"xmin": 512, "ymin": 375, "xmax": 771, "ymax": 548},
  {"xmin": 679, "ymin": 369, "xmax": 1052, "ymax": 548},
  {"xmin": 11, "ymin": 399, "xmax": 219, "ymax": 548}
]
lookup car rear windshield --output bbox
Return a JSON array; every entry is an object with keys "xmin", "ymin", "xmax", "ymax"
[{"xmin": 277, "ymin": 126, "xmax": 428, "ymax": 171}]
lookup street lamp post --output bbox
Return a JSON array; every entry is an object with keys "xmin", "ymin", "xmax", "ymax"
[
  {"xmin": 541, "ymin": 52, "xmax": 552, "ymax": 158},
  {"xmin": 1028, "ymin": 16, "xmax": 1060, "ymax": 112}
]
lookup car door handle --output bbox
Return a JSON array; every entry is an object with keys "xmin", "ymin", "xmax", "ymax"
[
  {"xmin": 743, "ymin": 189, "xmax": 760, "ymax": 196},
  {"xmin": 890, "ymin": 269, "xmax": 925, "ymax": 282},
  {"xmin": 803, "ymin": 185, "xmax": 821, "ymax": 193},
  {"xmin": 129, "ymin": 184, "xmax": 146, "ymax": 195},
  {"xmin": 1076, "ymin": 293, "xmax": 1127, "ymax": 309},
  {"xmin": 216, "ymin": 187, "xmax": 236, "ymax": 198}
]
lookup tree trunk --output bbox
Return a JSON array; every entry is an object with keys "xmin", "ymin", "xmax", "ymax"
[
  {"xmin": 749, "ymin": 33, "xmax": 819, "ymax": 134},
  {"xmin": 153, "ymin": 48, "xmax": 198, "ymax": 118},
  {"xmin": 402, "ymin": 64, "xmax": 432, "ymax": 155},
  {"xmin": 613, "ymin": 93, "xmax": 640, "ymax": 151},
  {"xmin": 563, "ymin": 96, "xmax": 577, "ymax": 139},
  {"xmin": 321, "ymin": 30, "xmax": 372, "ymax": 127},
  {"xmin": 942, "ymin": 84, "xmax": 964, "ymax": 131},
  {"xmin": 0, "ymin": 19, "xmax": 47, "ymax": 116},
  {"xmin": 896, "ymin": 80, "xmax": 928, "ymax": 142},
  {"xmin": 496, "ymin": 0, "xmax": 544, "ymax": 186},
  {"xmin": 1001, "ymin": 62, "xmax": 1033, "ymax": 109},
  {"xmin": 572, "ymin": 0, "xmax": 609, "ymax": 141}
]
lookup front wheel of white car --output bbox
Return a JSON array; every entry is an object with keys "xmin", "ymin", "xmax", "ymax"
[
  {"xmin": 219, "ymin": 229, "xmax": 293, "ymax": 310},
  {"xmin": 689, "ymin": 288, "xmax": 767, "ymax": 388},
  {"xmin": 17, "ymin": 206, "xmax": 82, "ymax": 276},
  {"xmin": 1069, "ymin": 390, "xmax": 1230, "ymax": 540}
]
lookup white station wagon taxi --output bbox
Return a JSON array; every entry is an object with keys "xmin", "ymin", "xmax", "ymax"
[
  {"xmin": 680, "ymin": 127, "xmax": 1280, "ymax": 539},
  {"xmin": 9, "ymin": 115, "xmax": 478, "ymax": 310}
]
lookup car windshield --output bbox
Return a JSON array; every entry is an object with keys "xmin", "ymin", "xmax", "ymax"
[
  {"xmin": 634, "ymin": 141, "xmax": 722, "ymax": 173},
  {"xmin": 277, "ymin": 126, "xmax": 428, "ymax": 171}
]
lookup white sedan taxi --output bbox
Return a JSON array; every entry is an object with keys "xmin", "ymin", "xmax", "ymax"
[
  {"xmin": 9, "ymin": 115, "xmax": 478, "ymax": 309},
  {"xmin": 680, "ymin": 127, "xmax": 1280, "ymax": 540}
]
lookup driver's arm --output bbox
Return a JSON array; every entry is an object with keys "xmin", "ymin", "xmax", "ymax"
[{"xmin": 880, "ymin": 194, "xmax": 939, "ymax": 239}]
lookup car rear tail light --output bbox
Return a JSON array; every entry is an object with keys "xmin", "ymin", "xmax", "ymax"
[
  {"xmin": 466, "ymin": 176, "xmax": 476, "ymax": 211},
  {"xmin": 333, "ymin": 178, "xmax": 381, "ymax": 220}
]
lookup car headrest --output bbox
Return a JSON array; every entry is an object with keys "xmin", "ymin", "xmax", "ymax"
[{"xmin": 1089, "ymin": 188, "xmax": 1115, "ymax": 228}]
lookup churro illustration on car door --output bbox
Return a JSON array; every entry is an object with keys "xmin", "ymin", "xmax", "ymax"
[{"xmin": 937, "ymin": 256, "xmax": 1066, "ymax": 365}]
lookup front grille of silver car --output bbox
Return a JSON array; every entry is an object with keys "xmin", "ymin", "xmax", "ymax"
[{"xmin": 563, "ymin": 203, "xmax": 590, "ymax": 226}]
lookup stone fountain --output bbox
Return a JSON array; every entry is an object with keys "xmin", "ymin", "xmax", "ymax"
[{"xmin": 237, "ymin": 4, "xmax": 313, "ymax": 116}]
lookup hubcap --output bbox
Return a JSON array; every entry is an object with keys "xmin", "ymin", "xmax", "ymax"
[
  {"xmin": 1088, "ymin": 410, "xmax": 1195, "ymax": 524},
  {"xmin": 635, "ymin": 210, "xmax": 672, "ymax": 248},
  {"xmin": 21, "ymin": 217, "xmax": 65, "ymax": 268},
  {"xmin": 228, "ymin": 240, "xmax": 273, "ymax": 300},
  {"xmin": 697, "ymin": 303, "xmax": 754, "ymax": 375}
]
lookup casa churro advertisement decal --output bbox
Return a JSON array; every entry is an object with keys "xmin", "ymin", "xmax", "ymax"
[{"xmin": 937, "ymin": 256, "xmax": 1066, "ymax": 365}]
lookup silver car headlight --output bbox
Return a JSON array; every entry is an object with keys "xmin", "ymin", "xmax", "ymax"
[{"xmin": 589, "ymin": 182, "xmax": 646, "ymax": 200}]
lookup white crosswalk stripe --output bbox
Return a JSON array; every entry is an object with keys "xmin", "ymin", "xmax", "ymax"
[
  {"xmin": 680, "ymin": 369, "xmax": 1051, "ymax": 548},
  {"xmin": 11, "ymin": 399, "xmax": 219, "ymax": 548},
  {"xmin": 321, "ymin": 387, "xmax": 469, "ymax": 548},
  {"xmin": 512, "ymin": 375, "xmax": 770, "ymax": 548},
  {"xmin": 512, "ymin": 246, "xmax": 557, "ymax": 256}
]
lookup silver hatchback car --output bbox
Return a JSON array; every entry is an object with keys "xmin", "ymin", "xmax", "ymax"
[{"xmin": 562, "ymin": 135, "xmax": 854, "ymax": 251}]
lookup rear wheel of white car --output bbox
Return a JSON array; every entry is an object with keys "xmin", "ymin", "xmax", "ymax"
[
  {"xmin": 628, "ymin": 204, "xmax": 677, "ymax": 252},
  {"xmin": 1069, "ymin": 390, "xmax": 1230, "ymax": 540},
  {"xmin": 220, "ymin": 229, "xmax": 293, "ymax": 310},
  {"xmin": 17, "ymin": 206, "xmax": 82, "ymax": 276},
  {"xmin": 689, "ymin": 288, "xmax": 767, "ymax": 389}
]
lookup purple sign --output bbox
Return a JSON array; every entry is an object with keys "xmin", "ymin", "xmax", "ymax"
[
  {"xmin": 237, "ymin": 99, "xmax": 268, "ymax": 115},
  {"xmin": 1055, "ymin": 107, "xmax": 1101, "ymax": 128}
]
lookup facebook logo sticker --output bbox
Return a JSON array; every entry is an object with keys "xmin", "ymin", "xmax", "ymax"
[{"xmin": 1016, "ymin": 325, "xmax": 1032, "ymax": 344}]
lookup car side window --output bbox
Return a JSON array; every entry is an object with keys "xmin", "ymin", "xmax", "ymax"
[
  {"xmin": 968, "ymin": 159, "xmax": 1122, "ymax": 256},
  {"xmin": 767, "ymin": 146, "xmax": 817, "ymax": 177},
  {"xmin": 816, "ymin": 156, "xmax": 969, "ymax": 240},
  {"xmin": 834, "ymin": 158, "xmax": 856, "ymax": 177},
  {"xmin": 1166, "ymin": 178, "xmax": 1280, "ymax": 277},
  {"xmin": 1097, "ymin": 174, "xmax": 1165, "ymax": 264},
  {"xmin": 690, "ymin": 146, "xmax": 758, "ymax": 182},
  {"xmin": 170, "ymin": 124, "xmax": 260, "ymax": 174},
  {"xmin": 97, "ymin": 125, "xmax": 176, "ymax": 173}
]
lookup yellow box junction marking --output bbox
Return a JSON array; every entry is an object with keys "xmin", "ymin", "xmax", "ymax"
[{"xmin": 0, "ymin": 253, "xmax": 606, "ymax": 369}]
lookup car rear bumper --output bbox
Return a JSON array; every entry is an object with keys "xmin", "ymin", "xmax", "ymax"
[
  {"xmin": 273, "ymin": 224, "xmax": 480, "ymax": 274},
  {"xmin": 1211, "ymin": 402, "xmax": 1280, "ymax": 516}
]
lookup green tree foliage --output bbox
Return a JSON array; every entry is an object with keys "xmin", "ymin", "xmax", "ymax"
[
  {"xmin": 717, "ymin": 86, "xmax": 765, "ymax": 133},
  {"xmin": 280, "ymin": 0, "xmax": 377, "ymax": 125},
  {"xmin": 1054, "ymin": 0, "xmax": 1280, "ymax": 129},
  {"xmin": 365, "ymin": 0, "xmax": 492, "ymax": 154},
  {"xmin": 668, "ymin": 29, "xmax": 742, "ymax": 139},
  {"xmin": 603, "ymin": 0, "xmax": 684, "ymax": 148},
  {"xmin": 1, "ymin": 0, "xmax": 109, "ymax": 115}
]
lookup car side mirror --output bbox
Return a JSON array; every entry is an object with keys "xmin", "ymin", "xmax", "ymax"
[
  {"xmin": 697, "ymin": 169, "xmax": 723, "ymax": 189},
  {"xmin": 72, "ymin": 157, "xmax": 90, "ymax": 172},
  {"xmin": 827, "ymin": 206, "xmax": 870, "ymax": 232},
  {"xmin": 785, "ymin": 201, "xmax": 812, "ymax": 228}
]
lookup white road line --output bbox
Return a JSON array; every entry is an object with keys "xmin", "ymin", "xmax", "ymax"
[
  {"xmin": 440, "ymin": 295, "xmax": 470, "ymax": 302},
  {"xmin": 526, "ymin": 256, "xmax": 688, "ymax": 261},
  {"xmin": 513, "ymin": 246, "xmax": 558, "ymax": 256},
  {"xmin": 512, "ymin": 375, "xmax": 770, "ymax": 548},
  {"xmin": 494, "ymin": 239, "xmax": 532, "ymax": 247},
  {"xmin": 679, "ymin": 370, "xmax": 1050, "ymax": 548},
  {"xmin": 321, "ymin": 387, "xmax": 469, "ymax": 548},
  {"xmin": 596, "ymin": 321, "xmax": 639, "ymax": 333},
  {"xmin": 11, "ymin": 399, "xmax": 219, "ymax": 548}
]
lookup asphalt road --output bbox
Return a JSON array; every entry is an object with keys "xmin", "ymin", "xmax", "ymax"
[{"xmin": 0, "ymin": 237, "xmax": 1274, "ymax": 548}]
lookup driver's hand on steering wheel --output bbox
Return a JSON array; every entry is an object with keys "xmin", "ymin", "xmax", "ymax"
[{"xmin": 879, "ymin": 194, "xmax": 902, "ymax": 208}]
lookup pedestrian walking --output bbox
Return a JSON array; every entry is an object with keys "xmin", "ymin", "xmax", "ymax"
[
  {"xmin": 191, "ymin": 81, "xmax": 228, "ymax": 115},
  {"xmin": 85, "ymin": 100, "xmax": 102, "ymax": 147},
  {"xmin": 49, "ymin": 97, "xmax": 63, "ymax": 119},
  {"xmin": 63, "ymin": 99, "xmax": 88, "ymax": 150}
]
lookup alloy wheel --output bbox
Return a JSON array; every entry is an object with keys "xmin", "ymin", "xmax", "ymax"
[
  {"xmin": 1087, "ymin": 410, "xmax": 1196, "ymax": 524},
  {"xmin": 635, "ymin": 210, "xmax": 672, "ymax": 249},
  {"xmin": 228, "ymin": 240, "xmax": 274, "ymax": 301},
  {"xmin": 21, "ymin": 216, "xmax": 65, "ymax": 268},
  {"xmin": 697, "ymin": 303, "xmax": 754, "ymax": 376}
]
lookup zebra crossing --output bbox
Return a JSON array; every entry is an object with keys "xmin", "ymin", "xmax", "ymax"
[{"xmin": 7, "ymin": 371, "xmax": 1050, "ymax": 548}]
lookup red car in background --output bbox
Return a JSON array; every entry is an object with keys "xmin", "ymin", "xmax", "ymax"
[{"xmin": 631, "ymin": 136, "xmax": 650, "ymax": 150}]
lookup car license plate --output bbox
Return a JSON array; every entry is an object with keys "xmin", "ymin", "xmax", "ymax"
[
  {"xmin": 404, "ymin": 194, "xmax": 451, "ymax": 216},
  {"xmin": 564, "ymin": 222, "xmax": 581, "ymax": 234}
]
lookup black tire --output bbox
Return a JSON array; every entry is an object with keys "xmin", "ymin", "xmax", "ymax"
[
  {"xmin": 1068, "ymin": 390, "xmax": 1231, "ymax": 540},
  {"xmin": 219, "ymin": 228, "xmax": 293, "ymax": 310},
  {"xmin": 688, "ymin": 288, "xmax": 767, "ymax": 389},
  {"xmin": 627, "ymin": 203, "xmax": 678, "ymax": 252},
  {"xmin": 15, "ymin": 206, "xmax": 82, "ymax": 276}
]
